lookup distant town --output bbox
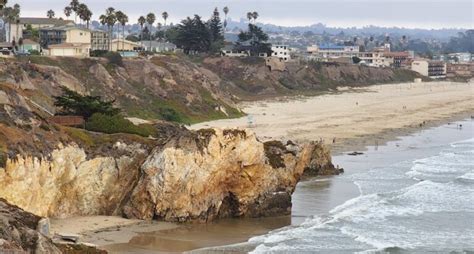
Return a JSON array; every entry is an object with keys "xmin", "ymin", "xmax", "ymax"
[{"xmin": 0, "ymin": 0, "xmax": 472, "ymax": 80}]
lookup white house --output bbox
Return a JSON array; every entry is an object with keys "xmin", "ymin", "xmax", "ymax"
[
  {"xmin": 271, "ymin": 44, "xmax": 291, "ymax": 62},
  {"xmin": 140, "ymin": 41, "xmax": 176, "ymax": 53}
]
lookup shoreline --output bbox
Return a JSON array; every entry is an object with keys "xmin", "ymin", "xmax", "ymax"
[
  {"xmin": 50, "ymin": 81, "xmax": 473, "ymax": 253},
  {"xmin": 49, "ymin": 116, "xmax": 472, "ymax": 253}
]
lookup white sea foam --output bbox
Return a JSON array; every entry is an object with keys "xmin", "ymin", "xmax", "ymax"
[{"xmin": 249, "ymin": 137, "xmax": 474, "ymax": 253}]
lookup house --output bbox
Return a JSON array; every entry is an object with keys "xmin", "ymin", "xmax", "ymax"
[
  {"xmin": 21, "ymin": 39, "xmax": 40, "ymax": 52},
  {"xmin": 139, "ymin": 41, "xmax": 176, "ymax": 53},
  {"xmin": 110, "ymin": 38, "xmax": 142, "ymax": 52},
  {"xmin": 271, "ymin": 44, "xmax": 291, "ymax": 62},
  {"xmin": 8, "ymin": 17, "xmax": 74, "ymax": 43},
  {"xmin": 40, "ymin": 26, "xmax": 91, "ymax": 49},
  {"xmin": 47, "ymin": 43, "xmax": 90, "ymax": 57},
  {"xmin": 221, "ymin": 44, "xmax": 250, "ymax": 57},
  {"xmin": 411, "ymin": 59, "xmax": 446, "ymax": 79},
  {"xmin": 91, "ymin": 30, "xmax": 109, "ymax": 51}
]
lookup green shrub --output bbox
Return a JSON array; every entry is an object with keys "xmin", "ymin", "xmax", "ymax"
[
  {"xmin": 159, "ymin": 107, "xmax": 181, "ymax": 122},
  {"xmin": 85, "ymin": 113, "xmax": 155, "ymax": 137},
  {"xmin": 104, "ymin": 52, "xmax": 123, "ymax": 66},
  {"xmin": 90, "ymin": 50, "xmax": 108, "ymax": 57},
  {"xmin": 29, "ymin": 50, "xmax": 40, "ymax": 55}
]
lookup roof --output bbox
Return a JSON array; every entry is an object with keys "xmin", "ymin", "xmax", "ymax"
[
  {"xmin": 41, "ymin": 25, "xmax": 90, "ymax": 32},
  {"xmin": 318, "ymin": 45, "xmax": 346, "ymax": 50},
  {"xmin": 384, "ymin": 52, "xmax": 410, "ymax": 57},
  {"xmin": 22, "ymin": 39, "xmax": 39, "ymax": 45},
  {"xmin": 48, "ymin": 43, "xmax": 90, "ymax": 49},
  {"xmin": 111, "ymin": 39, "xmax": 141, "ymax": 46},
  {"xmin": 139, "ymin": 41, "xmax": 176, "ymax": 48},
  {"xmin": 18, "ymin": 17, "xmax": 74, "ymax": 26}
]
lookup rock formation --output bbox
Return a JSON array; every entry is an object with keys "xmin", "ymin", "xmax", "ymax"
[
  {"xmin": 0, "ymin": 198, "xmax": 61, "ymax": 253},
  {"xmin": 0, "ymin": 127, "xmax": 336, "ymax": 222}
]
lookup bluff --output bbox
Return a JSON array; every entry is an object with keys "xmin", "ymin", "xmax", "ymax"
[
  {"xmin": 0, "ymin": 82, "xmax": 339, "ymax": 221},
  {"xmin": 0, "ymin": 55, "xmax": 421, "ymax": 123}
]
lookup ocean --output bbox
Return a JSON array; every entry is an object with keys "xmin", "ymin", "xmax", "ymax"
[{"xmin": 246, "ymin": 120, "xmax": 474, "ymax": 253}]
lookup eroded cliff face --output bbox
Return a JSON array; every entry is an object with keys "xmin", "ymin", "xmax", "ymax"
[
  {"xmin": 123, "ymin": 129, "xmax": 331, "ymax": 222},
  {"xmin": 0, "ymin": 127, "xmax": 336, "ymax": 222},
  {"xmin": 0, "ymin": 143, "xmax": 147, "ymax": 218}
]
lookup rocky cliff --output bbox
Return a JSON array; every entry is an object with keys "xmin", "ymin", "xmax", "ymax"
[
  {"xmin": 0, "ymin": 125, "xmax": 336, "ymax": 221},
  {"xmin": 0, "ymin": 55, "xmax": 421, "ymax": 123},
  {"xmin": 0, "ymin": 55, "xmax": 343, "ymax": 222}
]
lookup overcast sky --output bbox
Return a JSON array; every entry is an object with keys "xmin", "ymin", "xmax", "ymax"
[{"xmin": 9, "ymin": 0, "xmax": 474, "ymax": 29}]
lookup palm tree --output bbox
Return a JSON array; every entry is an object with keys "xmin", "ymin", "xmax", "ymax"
[
  {"xmin": 116, "ymin": 11, "xmax": 128, "ymax": 51},
  {"xmin": 47, "ymin": 9, "xmax": 55, "ymax": 19},
  {"xmin": 76, "ymin": 3, "xmax": 87, "ymax": 25},
  {"xmin": 79, "ymin": 5, "xmax": 92, "ymax": 29},
  {"xmin": 246, "ymin": 12, "xmax": 253, "ymax": 23},
  {"xmin": 138, "ymin": 16, "xmax": 146, "ymax": 40},
  {"xmin": 101, "ymin": 8, "xmax": 116, "ymax": 51},
  {"xmin": 223, "ymin": 6, "xmax": 229, "ymax": 31},
  {"xmin": 13, "ymin": 4, "xmax": 20, "ymax": 42},
  {"xmin": 146, "ymin": 12, "xmax": 156, "ymax": 50},
  {"xmin": 69, "ymin": 0, "xmax": 79, "ymax": 24},
  {"xmin": 252, "ymin": 11, "xmax": 259, "ymax": 23},
  {"xmin": 64, "ymin": 6, "xmax": 72, "ymax": 20},
  {"xmin": 162, "ymin": 11, "xmax": 168, "ymax": 27}
]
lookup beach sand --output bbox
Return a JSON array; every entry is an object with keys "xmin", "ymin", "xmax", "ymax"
[
  {"xmin": 192, "ymin": 81, "xmax": 474, "ymax": 154},
  {"xmin": 50, "ymin": 81, "xmax": 474, "ymax": 253}
]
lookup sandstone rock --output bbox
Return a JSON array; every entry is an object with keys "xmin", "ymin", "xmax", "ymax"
[
  {"xmin": 0, "ymin": 143, "xmax": 147, "ymax": 218},
  {"xmin": 123, "ymin": 128, "xmax": 328, "ymax": 222},
  {"xmin": 0, "ymin": 198, "xmax": 61, "ymax": 253}
]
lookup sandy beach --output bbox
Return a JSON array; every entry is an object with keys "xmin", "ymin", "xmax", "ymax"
[
  {"xmin": 49, "ymin": 81, "xmax": 474, "ymax": 253},
  {"xmin": 192, "ymin": 81, "xmax": 474, "ymax": 153}
]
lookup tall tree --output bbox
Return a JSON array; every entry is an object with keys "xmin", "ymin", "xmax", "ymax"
[
  {"xmin": 208, "ymin": 7, "xmax": 224, "ymax": 53},
  {"xmin": 162, "ymin": 11, "xmax": 168, "ymax": 26},
  {"xmin": 172, "ymin": 15, "xmax": 210, "ymax": 54},
  {"xmin": 78, "ymin": 4, "xmax": 92, "ymax": 28},
  {"xmin": 47, "ymin": 9, "xmax": 55, "ymax": 19},
  {"xmin": 246, "ymin": 12, "xmax": 253, "ymax": 23},
  {"xmin": 238, "ymin": 23, "xmax": 271, "ymax": 56},
  {"xmin": 252, "ymin": 11, "xmax": 259, "ymax": 23},
  {"xmin": 223, "ymin": 6, "xmax": 229, "ymax": 32},
  {"xmin": 1, "ymin": 3, "xmax": 20, "ymax": 42},
  {"xmin": 116, "ymin": 11, "xmax": 128, "ymax": 51},
  {"xmin": 64, "ymin": 6, "xmax": 72, "ymax": 20},
  {"xmin": 101, "ymin": 8, "xmax": 116, "ymax": 51},
  {"xmin": 138, "ymin": 16, "xmax": 146, "ymax": 40},
  {"xmin": 146, "ymin": 12, "xmax": 156, "ymax": 49},
  {"xmin": 69, "ymin": 0, "xmax": 79, "ymax": 24}
]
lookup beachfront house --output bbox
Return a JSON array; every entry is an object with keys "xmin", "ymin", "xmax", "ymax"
[
  {"xmin": 40, "ymin": 26, "xmax": 91, "ymax": 57},
  {"xmin": 139, "ymin": 41, "xmax": 176, "ymax": 53},
  {"xmin": 110, "ymin": 38, "xmax": 142, "ymax": 52},
  {"xmin": 7, "ymin": 17, "xmax": 74, "ymax": 43}
]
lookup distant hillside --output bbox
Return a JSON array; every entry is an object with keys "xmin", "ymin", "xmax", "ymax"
[
  {"xmin": 0, "ymin": 55, "xmax": 422, "ymax": 123},
  {"xmin": 226, "ymin": 19, "xmax": 465, "ymax": 41}
]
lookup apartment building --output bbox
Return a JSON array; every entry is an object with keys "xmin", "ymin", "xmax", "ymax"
[
  {"xmin": 91, "ymin": 30, "xmax": 109, "ymax": 51},
  {"xmin": 411, "ymin": 60, "xmax": 446, "ymax": 79},
  {"xmin": 271, "ymin": 44, "xmax": 291, "ymax": 62},
  {"xmin": 383, "ymin": 51, "xmax": 414, "ymax": 68}
]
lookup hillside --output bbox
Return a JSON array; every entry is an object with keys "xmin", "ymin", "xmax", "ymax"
[{"xmin": 0, "ymin": 55, "xmax": 422, "ymax": 123}]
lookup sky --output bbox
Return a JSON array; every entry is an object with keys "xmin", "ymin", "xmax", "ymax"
[{"xmin": 8, "ymin": 0, "xmax": 474, "ymax": 29}]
